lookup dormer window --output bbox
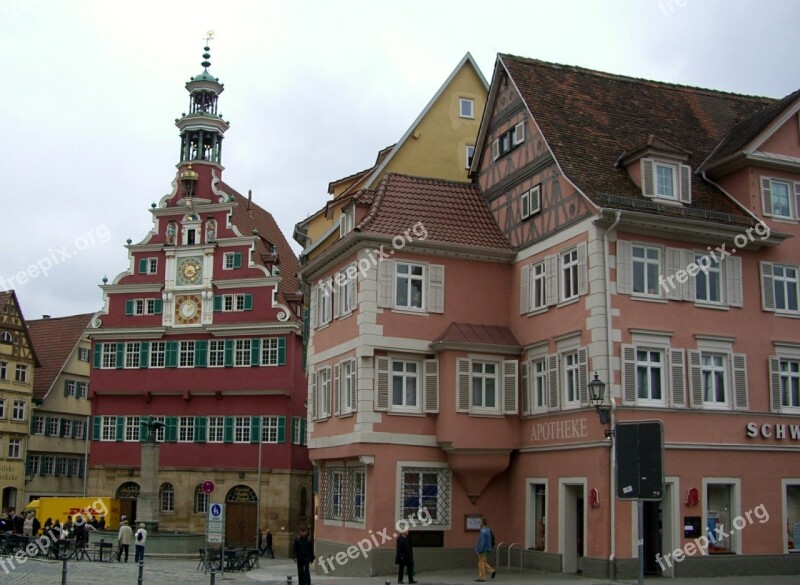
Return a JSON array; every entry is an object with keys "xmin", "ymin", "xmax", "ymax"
[
  {"xmin": 339, "ymin": 205, "xmax": 355, "ymax": 238},
  {"xmin": 641, "ymin": 158, "xmax": 691, "ymax": 203},
  {"xmin": 655, "ymin": 163, "xmax": 676, "ymax": 199},
  {"xmin": 492, "ymin": 122, "xmax": 525, "ymax": 161}
]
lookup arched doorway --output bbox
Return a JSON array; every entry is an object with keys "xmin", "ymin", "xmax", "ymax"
[
  {"xmin": 116, "ymin": 482, "xmax": 140, "ymax": 524},
  {"xmin": 2, "ymin": 487, "xmax": 17, "ymax": 512},
  {"xmin": 225, "ymin": 485, "xmax": 257, "ymax": 547}
]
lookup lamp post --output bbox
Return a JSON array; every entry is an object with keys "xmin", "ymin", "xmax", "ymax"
[{"xmin": 588, "ymin": 373, "xmax": 614, "ymax": 438}]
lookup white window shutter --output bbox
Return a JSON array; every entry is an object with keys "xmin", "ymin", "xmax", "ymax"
[
  {"xmin": 377, "ymin": 259, "xmax": 394, "ymax": 308},
  {"xmin": 309, "ymin": 370, "xmax": 317, "ymax": 421},
  {"xmin": 427, "ymin": 264, "xmax": 445, "ymax": 314},
  {"xmin": 681, "ymin": 250, "xmax": 696, "ymax": 302},
  {"xmin": 545, "ymin": 255, "xmax": 558, "ymax": 305},
  {"xmin": 333, "ymin": 364, "xmax": 341, "ymax": 415},
  {"xmin": 688, "ymin": 350, "xmax": 703, "ymax": 408},
  {"xmin": 732, "ymin": 353, "xmax": 748, "ymax": 411},
  {"xmin": 324, "ymin": 369, "xmax": 332, "ymax": 417},
  {"xmin": 521, "ymin": 191, "xmax": 531, "ymax": 219},
  {"xmin": 375, "ymin": 357, "xmax": 389, "ymax": 411},
  {"xmin": 769, "ymin": 356, "xmax": 782, "ymax": 412},
  {"xmin": 520, "ymin": 361, "xmax": 529, "ymax": 415},
  {"xmin": 616, "ymin": 240, "xmax": 632, "ymax": 295},
  {"xmin": 324, "ymin": 279, "xmax": 333, "ymax": 324},
  {"xmin": 725, "ymin": 256, "xmax": 743, "ymax": 307},
  {"xmin": 679, "ymin": 164, "xmax": 692, "ymax": 204},
  {"xmin": 577, "ymin": 243, "xmax": 588, "ymax": 297},
  {"xmin": 424, "ymin": 359, "xmax": 439, "ymax": 413},
  {"xmin": 760, "ymin": 262, "xmax": 776, "ymax": 311},
  {"xmin": 492, "ymin": 139, "xmax": 500, "ymax": 161},
  {"xmin": 547, "ymin": 354, "xmax": 559, "ymax": 409},
  {"xmin": 665, "ymin": 248, "xmax": 683, "ymax": 301},
  {"xmin": 333, "ymin": 277, "xmax": 341, "ymax": 319},
  {"xmin": 310, "ymin": 285, "xmax": 318, "ymax": 329},
  {"xmin": 514, "ymin": 122, "xmax": 525, "ymax": 145},
  {"xmin": 502, "ymin": 360, "xmax": 519, "ymax": 414},
  {"xmin": 350, "ymin": 359, "xmax": 358, "ymax": 413},
  {"xmin": 577, "ymin": 348, "xmax": 589, "ymax": 404},
  {"xmin": 348, "ymin": 265, "xmax": 357, "ymax": 311},
  {"xmin": 641, "ymin": 159, "xmax": 655, "ymax": 198},
  {"xmin": 456, "ymin": 358, "xmax": 471, "ymax": 413},
  {"xmin": 530, "ymin": 186, "xmax": 541, "ymax": 214},
  {"xmin": 794, "ymin": 181, "xmax": 800, "ymax": 220},
  {"xmin": 760, "ymin": 177, "xmax": 773, "ymax": 217},
  {"xmin": 520, "ymin": 264, "xmax": 531, "ymax": 315},
  {"xmin": 621, "ymin": 344, "xmax": 637, "ymax": 404},
  {"xmin": 670, "ymin": 349, "xmax": 686, "ymax": 408}
]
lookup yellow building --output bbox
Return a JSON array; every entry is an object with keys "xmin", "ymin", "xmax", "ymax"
[
  {"xmin": 25, "ymin": 314, "xmax": 93, "ymax": 504},
  {"xmin": 294, "ymin": 52, "xmax": 488, "ymax": 260},
  {"xmin": 0, "ymin": 291, "xmax": 39, "ymax": 514}
]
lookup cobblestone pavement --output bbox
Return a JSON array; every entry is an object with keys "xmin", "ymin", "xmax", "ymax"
[{"xmin": 2, "ymin": 555, "xmax": 799, "ymax": 585}]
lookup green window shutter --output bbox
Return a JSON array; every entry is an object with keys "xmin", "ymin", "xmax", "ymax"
[
  {"xmin": 165, "ymin": 341, "xmax": 178, "ymax": 368},
  {"xmin": 195, "ymin": 416, "xmax": 207, "ymax": 443},
  {"xmin": 277, "ymin": 416, "xmax": 286, "ymax": 443},
  {"xmin": 213, "ymin": 295, "xmax": 222, "ymax": 312},
  {"xmin": 223, "ymin": 416, "xmax": 234, "ymax": 443},
  {"xmin": 140, "ymin": 341, "xmax": 150, "ymax": 369},
  {"xmin": 165, "ymin": 416, "xmax": 178, "ymax": 442},
  {"xmin": 59, "ymin": 419, "xmax": 67, "ymax": 437},
  {"xmin": 250, "ymin": 416, "xmax": 260, "ymax": 443},
  {"xmin": 244, "ymin": 294, "xmax": 253, "ymax": 311},
  {"xmin": 125, "ymin": 300, "xmax": 134, "ymax": 315},
  {"xmin": 278, "ymin": 337, "xmax": 286, "ymax": 365},
  {"xmin": 224, "ymin": 339, "xmax": 234, "ymax": 367},
  {"xmin": 250, "ymin": 339, "xmax": 261, "ymax": 366},
  {"xmin": 195, "ymin": 340, "xmax": 208, "ymax": 367},
  {"xmin": 139, "ymin": 416, "xmax": 149, "ymax": 443},
  {"xmin": 233, "ymin": 252, "xmax": 242, "ymax": 269},
  {"xmin": 154, "ymin": 299, "xmax": 163, "ymax": 314},
  {"xmin": 64, "ymin": 379, "xmax": 70, "ymax": 397},
  {"xmin": 115, "ymin": 343, "xmax": 124, "ymax": 369},
  {"xmin": 93, "ymin": 343, "xmax": 102, "ymax": 369},
  {"xmin": 78, "ymin": 458, "xmax": 85, "ymax": 478},
  {"xmin": 138, "ymin": 259, "xmax": 148, "ymax": 274},
  {"xmin": 53, "ymin": 457, "xmax": 61, "ymax": 477},
  {"xmin": 115, "ymin": 416, "xmax": 124, "ymax": 441},
  {"xmin": 29, "ymin": 417, "xmax": 36, "ymax": 434},
  {"xmin": 92, "ymin": 416, "xmax": 101, "ymax": 440},
  {"xmin": 44, "ymin": 417, "xmax": 52, "ymax": 436}
]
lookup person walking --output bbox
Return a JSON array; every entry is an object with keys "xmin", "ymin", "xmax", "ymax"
[
  {"xmin": 395, "ymin": 527, "xmax": 417, "ymax": 584},
  {"xmin": 291, "ymin": 525, "xmax": 314, "ymax": 585},
  {"xmin": 260, "ymin": 526, "xmax": 274, "ymax": 558},
  {"xmin": 475, "ymin": 517, "xmax": 496, "ymax": 582},
  {"xmin": 22, "ymin": 512, "xmax": 34, "ymax": 539},
  {"xmin": 116, "ymin": 516, "xmax": 133, "ymax": 562},
  {"xmin": 134, "ymin": 522, "xmax": 147, "ymax": 563}
]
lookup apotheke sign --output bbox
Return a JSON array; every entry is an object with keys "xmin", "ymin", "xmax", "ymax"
[{"xmin": 745, "ymin": 422, "xmax": 800, "ymax": 441}]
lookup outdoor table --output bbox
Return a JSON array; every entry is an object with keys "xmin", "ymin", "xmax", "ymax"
[{"xmin": 94, "ymin": 540, "xmax": 114, "ymax": 562}]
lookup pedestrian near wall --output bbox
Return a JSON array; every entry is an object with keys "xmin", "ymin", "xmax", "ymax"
[
  {"xmin": 395, "ymin": 527, "xmax": 417, "ymax": 584},
  {"xmin": 259, "ymin": 526, "xmax": 274, "ymax": 558},
  {"xmin": 291, "ymin": 525, "xmax": 314, "ymax": 585},
  {"xmin": 116, "ymin": 516, "xmax": 133, "ymax": 562},
  {"xmin": 134, "ymin": 522, "xmax": 147, "ymax": 563},
  {"xmin": 475, "ymin": 517, "xmax": 496, "ymax": 582}
]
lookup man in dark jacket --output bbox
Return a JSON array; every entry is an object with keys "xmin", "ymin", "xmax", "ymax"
[
  {"xmin": 395, "ymin": 528, "xmax": 417, "ymax": 584},
  {"xmin": 291, "ymin": 526, "xmax": 314, "ymax": 585}
]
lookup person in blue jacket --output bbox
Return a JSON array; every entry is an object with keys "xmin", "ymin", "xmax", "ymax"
[{"xmin": 475, "ymin": 517, "xmax": 495, "ymax": 581}]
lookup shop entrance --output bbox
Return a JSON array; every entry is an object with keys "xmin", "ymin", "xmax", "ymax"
[
  {"xmin": 560, "ymin": 483, "xmax": 585, "ymax": 574},
  {"xmin": 643, "ymin": 500, "xmax": 663, "ymax": 575}
]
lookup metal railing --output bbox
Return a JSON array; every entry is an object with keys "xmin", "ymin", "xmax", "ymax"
[{"xmin": 495, "ymin": 541, "xmax": 523, "ymax": 572}]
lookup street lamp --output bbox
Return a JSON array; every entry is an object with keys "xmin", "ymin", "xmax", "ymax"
[{"xmin": 588, "ymin": 373, "xmax": 613, "ymax": 438}]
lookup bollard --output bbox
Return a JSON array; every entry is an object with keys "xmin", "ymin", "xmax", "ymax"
[
  {"xmin": 137, "ymin": 559, "xmax": 144, "ymax": 585},
  {"xmin": 385, "ymin": 581, "xmax": 391, "ymax": 585},
  {"xmin": 209, "ymin": 570, "xmax": 216, "ymax": 585},
  {"xmin": 286, "ymin": 576, "xmax": 293, "ymax": 584},
  {"xmin": 61, "ymin": 554, "xmax": 68, "ymax": 585}
]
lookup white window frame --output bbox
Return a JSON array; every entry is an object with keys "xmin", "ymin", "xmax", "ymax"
[
  {"xmin": 459, "ymin": 98, "xmax": 474, "ymax": 119},
  {"xmin": 317, "ymin": 367, "xmax": 332, "ymax": 419},
  {"xmin": 179, "ymin": 416, "xmax": 195, "ymax": 442},
  {"xmin": 78, "ymin": 347, "xmax": 90, "ymax": 362},
  {"xmin": 772, "ymin": 264, "xmax": 800, "ymax": 314},
  {"xmin": 319, "ymin": 280, "xmax": 333, "ymax": 326},
  {"xmin": 631, "ymin": 244, "xmax": 662, "ymax": 297},
  {"xmin": 208, "ymin": 416, "xmax": 224, "ymax": 443},
  {"xmin": 562, "ymin": 351, "xmax": 581, "ymax": 406},
  {"xmin": 339, "ymin": 206, "xmax": 355, "ymax": 237},
  {"xmin": 150, "ymin": 341, "xmax": 166, "ymax": 368},
  {"xmin": 261, "ymin": 416, "xmax": 280, "ymax": 443},
  {"xmin": 160, "ymin": 483, "xmax": 175, "ymax": 512},
  {"xmin": 223, "ymin": 252, "xmax": 238, "ymax": 270},
  {"xmin": 654, "ymin": 161, "xmax": 677, "ymax": 200},
  {"xmin": 101, "ymin": 416, "xmax": 116, "ymax": 441},
  {"xmin": 15, "ymin": 364, "xmax": 28, "ymax": 383},
  {"xmin": 125, "ymin": 342, "xmax": 140, "ymax": 369},
  {"xmin": 194, "ymin": 485, "xmax": 210, "ymax": 514},
  {"xmin": 32, "ymin": 414, "xmax": 44, "ymax": 433},
  {"xmin": 147, "ymin": 258, "xmax": 158, "ymax": 274},
  {"xmin": 779, "ymin": 357, "xmax": 800, "ymax": 411},
  {"xmin": 233, "ymin": 416, "xmax": 251, "ymax": 443},
  {"xmin": 0, "ymin": 361, "xmax": 5, "ymax": 379},
  {"xmin": 768, "ymin": 178, "xmax": 794, "ymax": 219},
  {"xmin": 7, "ymin": 438, "xmax": 21, "ymax": 459},
  {"xmin": 234, "ymin": 339, "xmax": 251, "ymax": 367},
  {"xmin": 74, "ymin": 420, "xmax": 85, "ymax": 439},
  {"xmin": 560, "ymin": 248, "xmax": 580, "ymax": 302},
  {"xmin": 342, "ymin": 359, "xmax": 356, "ymax": 414},
  {"xmin": 208, "ymin": 340, "xmax": 225, "ymax": 367},
  {"xmin": 530, "ymin": 260, "xmax": 546, "ymax": 311},
  {"xmin": 395, "ymin": 262, "xmax": 425, "ymax": 311},
  {"xmin": 101, "ymin": 343, "xmax": 117, "ymax": 369},
  {"xmin": 391, "ymin": 359, "xmax": 421, "ymax": 413},
  {"xmin": 261, "ymin": 338, "xmax": 280, "ymax": 366},
  {"xmin": 179, "ymin": 341, "xmax": 195, "ymax": 368},
  {"xmin": 11, "ymin": 399, "xmax": 25, "ymax": 421},
  {"xmin": 48, "ymin": 417, "xmax": 60, "ymax": 436},
  {"xmin": 125, "ymin": 416, "xmax": 140, "ymax": 442},
  {"xmin": 700, "ymin": 352, "xmax": 728, "ymax": 409},
  {"xmin": 634, "ymin": 348, "xmax": 666, "ymax": 405},
  {"xmin": 465, "ymin": 145, "xmax": 475, "ymax": 169},
  {"xmin": 471, "ymin": 360, "xmax": 500, "ymax": 413},
  {"xmin": 694, "ymin": 253, "xmax": 723, "ymax": 305}
]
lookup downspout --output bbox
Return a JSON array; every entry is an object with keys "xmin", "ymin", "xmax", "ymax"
[
  {"xmin": 83, "ymin": 414, "xmax": 90, "ymax": 496},
  {"xmin": 602, "ymin": 209, "xmax": 622, "ymax": 578}
]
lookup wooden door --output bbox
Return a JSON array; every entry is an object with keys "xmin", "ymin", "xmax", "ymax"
[{"xmin": 225, "ymin": 502, "xmax": 256, "ymax": 547}]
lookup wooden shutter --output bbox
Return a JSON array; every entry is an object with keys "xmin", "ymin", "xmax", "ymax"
[
  {"xmin": 213, "ymin": 295, "xmax": 222, "ymax": 312},
  {"xmin": 333, "ymin": 277, "xmax": 341, "ymax": 319},
  {"xmin": 670, "ymin": 349, "xmax": 686, "ymax": 407},
  {"xmin": 223, "ymin": 416, "xmax": 234, "ymax": 443},
  {"xmin": 760, "ymin": 176, "xmax": 773, "ymax": 217},
  {"xmin": 514, "ymin": 121, "xmax": 525, "ymax": 145},
  {"xmin": 726, "ymin": 256, "xmax": 743, "ymax": 307},
  {"xmin": 577, "ymin": 348, "xmax": 589, "ymax": 404},
  {"xmin": 520, "ymin": 264, "xmax": 530, "ymax": 315},
  {"xmin": 616, "ymin": 240, "xmax": 632, "ymax": 294},
  {"xmin": 125, "ymin": 300, "xmax": 134, "ymax": 316},
  {"xmin": 681, "ymin": 250, "xmax": 696, "ymax": 302},
  {"xmin": 492, "ymin": 139, "xmax": 500, "ymax": 160},
  {"xmin": 530, "ymin": 185, "xmax": 541, "ymax": 214},
  {"xmin": 375, "ymin": 357, "xmax": 389, "ymax": 411},
  {"xmin": 63, "ymin": 379, "xmax": 69, "ymax": 397},
  {"xmin": 732, "ymin": 353, "xmax": 748, "ymax": 410},
  {"xmin": 250, "ymin": 338, "xmax": 261, "ymax": 367},
  {"xmin": 154, "ymin": 299, "xmax": 163, "ymax": 314},
  {"xmin": 277, "ymin": 338, "xmax": 286, "ymax": 365},
  {"xmin": 521, "ymin": 191, "xmax": 531, "ymax": 219},
  {"xmin": 520, "ymin": 361, "xmax": 529, "ymax": 415},
  {"xmin": 350, "ymin": 359, "xmax": 358, "ymax": 413},
  {"xmin": 309, "ymin": 285, "xmax": 318, "ymax": 328},
  {"xmin": 641, "ymin": 159, "xmax": 655, "ymax": 197},
  {"xmin": 323, "ymin": 368, "xmax": 332, "ymax": 416},
  {"xmin": 427, "ymin": 264, "xmax": 445, "ymax": 313},
  {"xmin": 194, "ymin": 417, "xmax": 207, "ymax": 443},
  {"xmin": 309, "ymin": 370, "xmax": 317, "ymax": 421},
  {"xmin": 115, "ymin": 343, "xmax": 124, "ymax": 369},
  {"xmin": 138, "ymin": 259, "xmax": 148, "ymax": 274},
  {"xmin": 139, "ymin": 341, "xmax": 150, "ymax": 369},
  {"xmin": 165, "ymin": 416, "xmax": 178, "ymax": 442},
  {"xmin": 277, "ymin": 416, "xmax": 286, "ymax": 443},
  {"xmin": 195, "ymin": 340, "xmax": 207, "ymax": 368},
  {"xmin": 424, "ymin": 359, "xmax": 439, "ymax": 413},
  {"xmin": 760, "ymin": 262, "xmax": 776, "ymax": 311},
  {"xmin": 115, "ymin": 416, "xmax": 124, "ymax": 442},
  {"xmin": 577, "ymin": 243, "xmax": 588, "ymax": 297},
  {"xmin": 688, "ymin": 350, "xmax": 703, "ymax": 407},
  {"xmin": 290, "ymin": 418, "xmax": 298, "ymax": 444},
  {"xmin": 166, "ymin": 341, "xmax": 178, "ymax": 368},
  {"xmin": 679, "ymin": 164, "xmax": 692, "ymax": 204},
  {"xmin": 347, "ymin": 267, "xmax": 357, "ymax": 310},
  {"xmin": 621, "ymin": 344, "xmax": 637, "ymax": 404},
  {"xmin": 665, "ymin": 248, "xmax": 683, "ymax": 301},
  {"xmin": 795, "ymin": 181, "xmax": 800, "ymax": 220},
  {"xmin": 547, "ymin": 354, "xmax": 559, "ymax": 409},
  {"xmin": 502, "ymin": 360, "xmax": 519, "ymax": 414},
  {"xmin": 769, "ymin": 356, "xmax": 782, "ymax": 412},
  {"xmin": 545, "ymin": 255, "xmax": 558, "ymax": 305},
  {"xmin": 243, "ymin": 294, "xmax": 253, "ymax": 311},
  {"xmin": 250, "ymin": 416, "xmax": 261, "ymax": 443},
  {"xmin": 93, "ymin": 343, "xmax": 102, "ymax": 369},
  {"xmin": 333, "ymin": 364, "xmax": 341, "ymax": 416},
  {"xmin": 456, "ymin": 358, "xmax": 471, "ymax": 413},
  {"xmin": 377, "ymin": 259, "xmax": 394, "ymax": 308},
  {"xmin": 92, "ymin": 416, "xmax": 101, "ymax": 440},
  {"xmin": 233, "ymin": 252, "xmax": 243, "ymax": 269},
  {"xmin": 223, "ymin": 339, "xmax": 233, "ymax": 367}
]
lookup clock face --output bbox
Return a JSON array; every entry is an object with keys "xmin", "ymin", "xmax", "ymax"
[
  {"xmin": 175, "ymin": 295, "xmax": 201, "ymax": 324},
  {"xmin": 176, "ymin": 256, "xmax": 203, "ymax": 286}
]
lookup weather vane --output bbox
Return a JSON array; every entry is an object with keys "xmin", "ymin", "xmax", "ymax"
[{"xmin": 204, "ymin": 30, "xmax": 215, "ymax": 45}]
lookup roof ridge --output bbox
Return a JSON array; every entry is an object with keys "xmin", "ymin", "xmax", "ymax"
[{"xmin": 383, "ymin": 172, "xmax": 481, "ymax": 188}]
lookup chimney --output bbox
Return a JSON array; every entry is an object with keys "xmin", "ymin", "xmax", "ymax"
[{"xmin": 42, "ymin": 315, "xmax": 51, "ymax": 319}]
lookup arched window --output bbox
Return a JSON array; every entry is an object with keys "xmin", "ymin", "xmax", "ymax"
[
  {"xmin": 160, "ymin": 482, "xmax": 175, "ymax": 512},
  {"xmin": 0, "ymin": 331, "xmax": 12, "ymax": 343},
  {"xmin": 194, "ymin": 484, "xmax": 209, "ymax": 514}
]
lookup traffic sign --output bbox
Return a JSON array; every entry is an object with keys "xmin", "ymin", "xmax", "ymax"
[
  {"xmin": 202, "ymin": 480, "xmax": 215, "ymax": 494},
  {"xmin": 209, "ymin": 503, "xmax": 223, "ymax": 520}
]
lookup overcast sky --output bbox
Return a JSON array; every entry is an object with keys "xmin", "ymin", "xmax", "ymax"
[{"xmin": 2, "ymin": 0, "xmax": 799, "ymax": 320}]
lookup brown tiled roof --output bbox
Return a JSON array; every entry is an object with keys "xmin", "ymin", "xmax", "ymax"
[
  {"xmin": 500, "ymin": 54, "xmax": 777, "ymax": 219},
  {"xmin": 328, "ymin": 144, "xmax": 396, "ymax": 196},
  {"xmin": 355, "ymin": 173, "xmax": 512, "ymax": 251},
  {"xmin": 433, "ymin": 323, "xmax": 520, "ymax": 347},
  {"xmin": 27, "ymin": 313, "xmax": 92, "ymax": 401},
  {"xmin": 219, "ymin": 183, "xmax": 301, "ymax": 315}
]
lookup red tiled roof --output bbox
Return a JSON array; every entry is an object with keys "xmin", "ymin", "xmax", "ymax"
[
  {"xmin": 500, "ymin": 54, "xmax": 777, "ymax": 219},
  {"xmin": 433, "ymin": 323, "xmax": 520, "ymax": 347},
  {"xmin": 220, "ymin": 183, "xmax": 301, "ymax": 315},
  {"xmin": 27, "ymin": 313, "xmax": 92, "ymax": 401},
  {"xmin": 355, "ymin": 173, "xmax": 512, "ymax": 251}
]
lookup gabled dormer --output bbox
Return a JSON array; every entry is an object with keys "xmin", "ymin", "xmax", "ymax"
[{"xmin": 617, "ymin": 135, "xmax": 692, "ymax": 205}]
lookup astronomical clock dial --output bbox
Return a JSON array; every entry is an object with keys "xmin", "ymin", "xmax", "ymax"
[
  {"xmin": 175, "ymin": 295, "xmax": 201, "ymax": 325},
  {"xmin": 176, "ymin": 256, "xmax": 203, "ymax": 286}
]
